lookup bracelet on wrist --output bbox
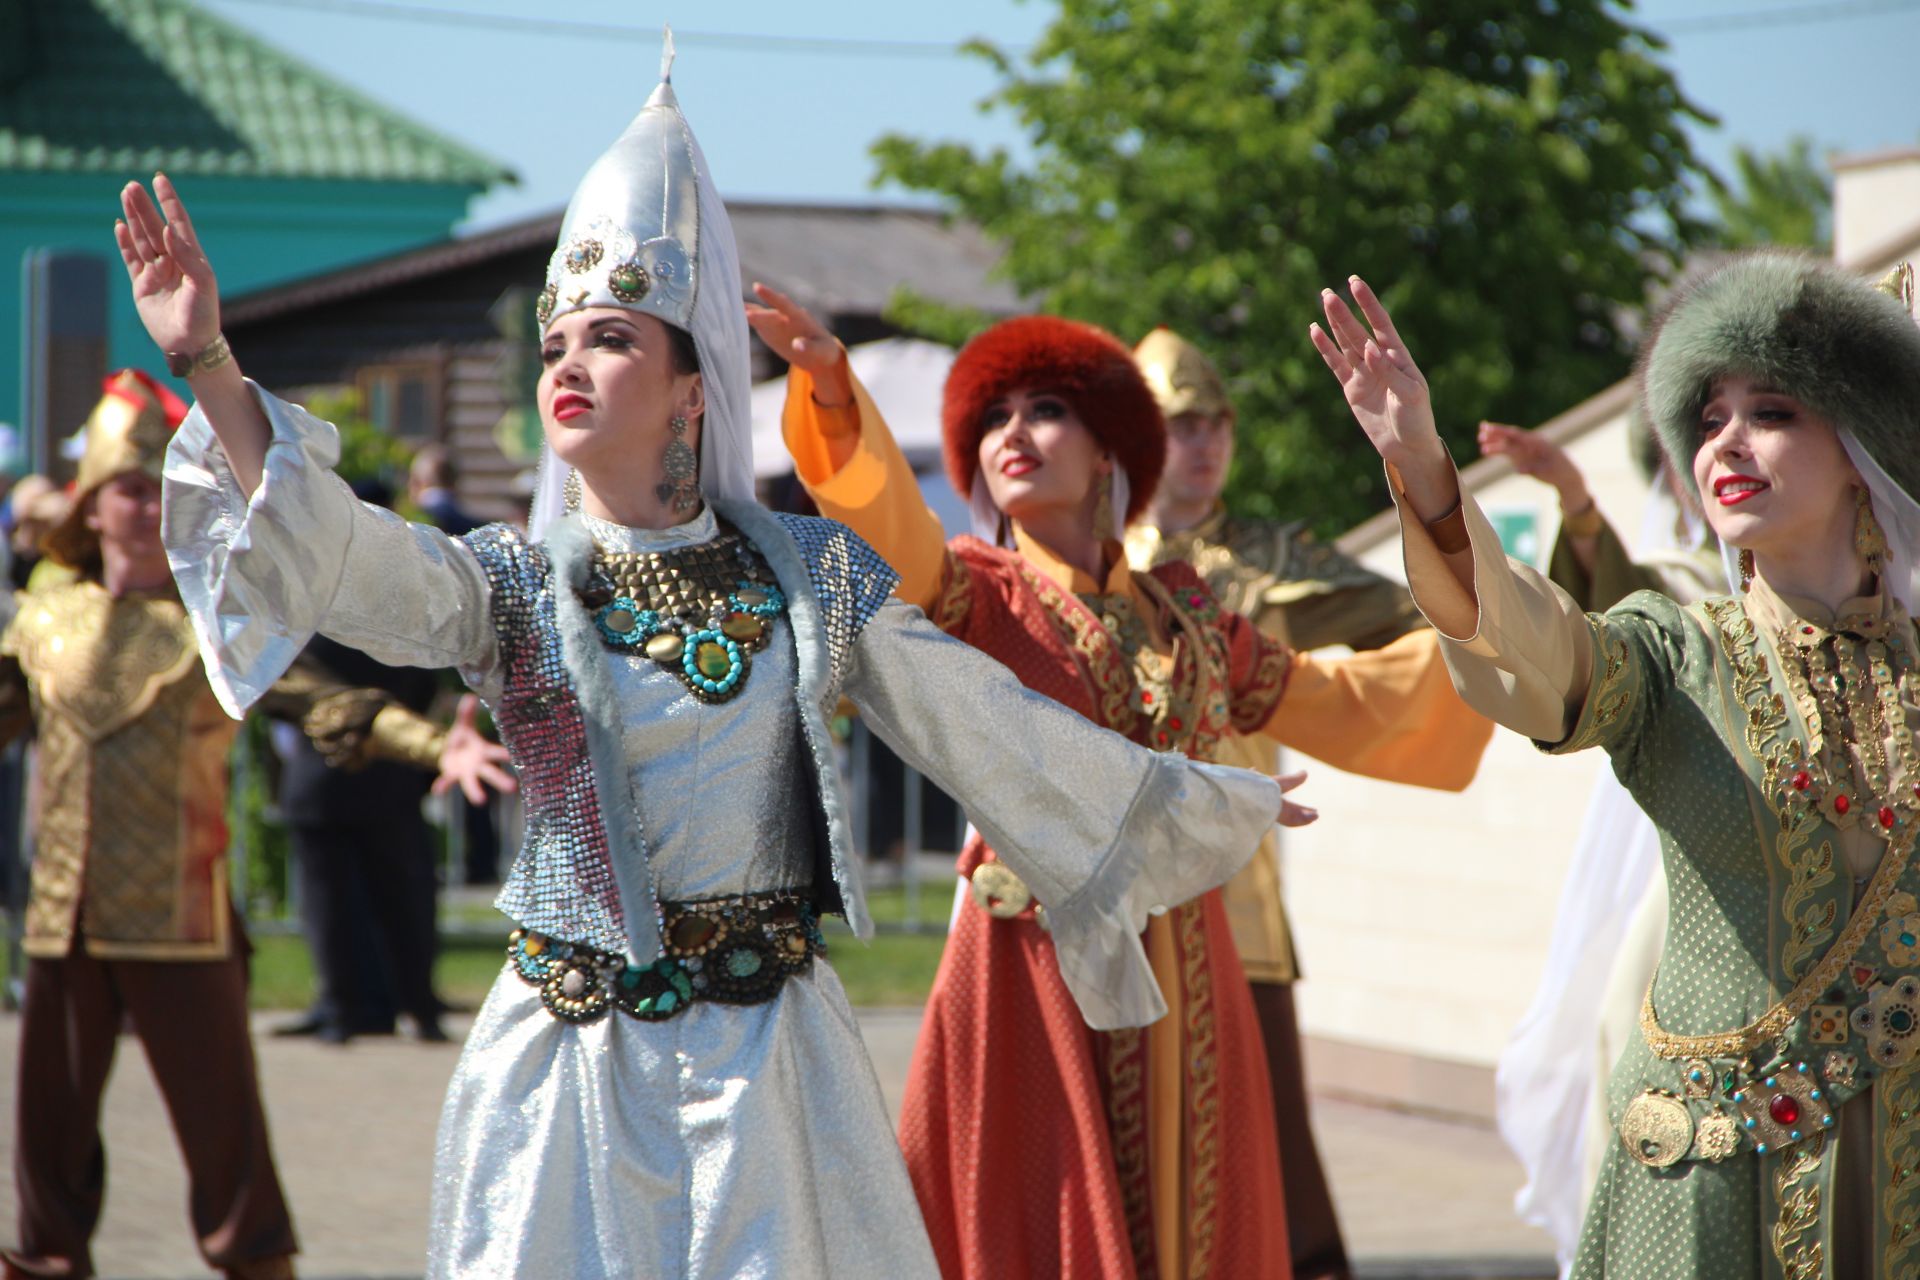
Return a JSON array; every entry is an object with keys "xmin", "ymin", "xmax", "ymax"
[
  {"xmin": 164, "ymin": 333, "xmax": 232, "ymax": 380},
  {"xmin": 1560, "ymin": 499, "xmax": 1604, "ymax": 539}
]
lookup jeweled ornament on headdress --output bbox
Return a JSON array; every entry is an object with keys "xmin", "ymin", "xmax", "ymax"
[
  {"xmin": 526, "ymin": 28, "xmax": 758, "ymax": 535},
  {"xmin": 540, "ymin": 31, "xmax": 701, "ymax": 335}
]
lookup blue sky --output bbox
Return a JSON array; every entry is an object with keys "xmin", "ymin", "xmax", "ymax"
[{"xmin": 197, "ymin": 0, "xmax": 1920, "ymax": 230}]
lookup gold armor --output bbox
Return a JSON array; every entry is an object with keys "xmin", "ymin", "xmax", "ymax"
[
  {"xmin": 2, "ymin": 371, "xmax": 452, "ymax": 958},
  {"xmin": 5, "ymin": 582, "xmax": 237, "ymax": 958}
]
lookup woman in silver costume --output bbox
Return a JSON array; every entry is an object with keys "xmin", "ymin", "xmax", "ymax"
[{"xmin": 118, "ymin": 47, "xmax": 1308, "ymax": 1280}]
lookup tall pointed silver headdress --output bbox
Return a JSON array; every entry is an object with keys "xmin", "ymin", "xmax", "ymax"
[{"xmin": 528, "ymin": 32, "xmax": 754, "ymax": 535}]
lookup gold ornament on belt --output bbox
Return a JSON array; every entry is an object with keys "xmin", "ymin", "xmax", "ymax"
[
  {"xmin": 969, "ymin": 861, "xmax": 1032, "ymax": 919},
  {"xmin": 1619, "ymin": 1090, "xmax": 1693, "ymax": 1168}
]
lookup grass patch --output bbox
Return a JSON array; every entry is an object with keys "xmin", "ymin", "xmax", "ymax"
[
  {"xmin": 819, "ymin": 924, "xmax": 947, "ymax": 1006},
  {"xmin": 248, "ymin": 932, "xmax": 517, "ymax": 1012},
  {"xmin": 243, "ymin": 882, "xmax": 956, "ymax": 1012}
]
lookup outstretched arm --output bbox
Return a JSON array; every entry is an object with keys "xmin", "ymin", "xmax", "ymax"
[
  {"xmin": 260, "ymin": 665, "xmax": 515, "ymax": 804},
  {"xmin": 124, "ymin": 176, "xmax": 498, "ymax": 713},
  {"xmin": 843, "ymin": 601, "xmax": 1306, "ymax": 1030},
  {"xmin": 748, "ymin": 284, "xmax": 951, "ymax": 611},
  {"xmin": 1310, "ymin": 278, "xmax": 1598, "ymax": 744},
  {"xmin": 117, "ymin": 175, "xmax": 269, "ymax": 494}
]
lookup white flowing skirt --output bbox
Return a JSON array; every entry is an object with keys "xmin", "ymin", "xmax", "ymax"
[{"xmin": 428, "ymin": 961, "xmax": 938, "ymax": 1279}]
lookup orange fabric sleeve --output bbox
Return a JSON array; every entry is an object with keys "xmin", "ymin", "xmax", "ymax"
[
  {"xmin": 782, "ymin": 362, "xmax": 950, "ymax": 612},
  {"xmin": 1262, "ymin": 628, "xmax": 1493, "ymax": 792}
]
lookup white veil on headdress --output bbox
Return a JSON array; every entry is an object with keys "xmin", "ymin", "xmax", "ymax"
[
  {"xmin": 1715, "ymin": 262, "xmax": 1920, "ymax": 610},
  {"xmin": 1848, "ymin": 264, "xmax": 1920, "ymax": 609},
  {"xmin": 527, "ymin": 31, "xmax": 753, "ymax": 538}
]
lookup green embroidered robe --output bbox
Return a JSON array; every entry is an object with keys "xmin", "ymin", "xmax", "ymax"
[{"xmin": 1394, "ymin": 478, "xmax": 1920, "ymax": 1279}]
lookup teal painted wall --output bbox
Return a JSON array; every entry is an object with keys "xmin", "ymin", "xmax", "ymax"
[{"xmin": 2, "ymin": 170, "xmax": 482, "ymax": 449}]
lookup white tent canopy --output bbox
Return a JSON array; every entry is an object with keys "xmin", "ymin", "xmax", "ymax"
[{"xmin": 749, "ymin": 337, "xmax": 955, "ymax": 478}]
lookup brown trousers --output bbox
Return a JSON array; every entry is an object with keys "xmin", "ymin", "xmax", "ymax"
[
  {"xmin": 1251, "ymin": 979, "xmax": 1351, "ymax": 1280},
  {"xmin": 4, "ymin": 936, "xmax": 296, "ymax": 1279}
]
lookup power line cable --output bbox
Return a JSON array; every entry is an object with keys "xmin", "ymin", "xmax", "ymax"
[
  {"xmin": 1658, "ymin": 0, "xmax": 1920, "ymax": 33},
  {"xmin": 206, "ymin": 0, "xmax": 1920, "ymax": 52},
  {"xmin": 206, "ymin": 0, "xmax": 995, "ymax": 56}
]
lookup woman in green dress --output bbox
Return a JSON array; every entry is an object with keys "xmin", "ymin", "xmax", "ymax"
[{"xmin": 1311, "ymin": 254, "xmax": 1920, "ymax": 1277}]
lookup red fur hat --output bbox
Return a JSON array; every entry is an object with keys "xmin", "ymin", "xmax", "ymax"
[{"xmin": 943, "ymin": 315, "xmax": 1165, "ymax": 522}]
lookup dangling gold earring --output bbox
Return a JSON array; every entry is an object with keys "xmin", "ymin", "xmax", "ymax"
[
  {"xmin": 655, "ymin": 413, "xmax": 699, "ymax": 512},
  {"xmin": 1854, "ymin": 487, "xmax": 1888, "ymax": 580},
  {"xmin": 1739, "ymin": 548, "xmax": 1755, "ymax": 593},
  {"xmin": 1092, "ymin": 467, "xmax": 1116, "ymax": 542},
  {"xmin": 563, "ymin": 469, "xmax": 582, "ymax": 514}
]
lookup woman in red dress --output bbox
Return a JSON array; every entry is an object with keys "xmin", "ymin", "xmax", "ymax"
[{"xmin": 751, "ymin": 290, "xmax": 1492, "ymax": 1279}]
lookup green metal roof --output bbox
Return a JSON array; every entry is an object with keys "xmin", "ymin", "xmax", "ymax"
[{"xmin": 0, "ymin": 0, "xmax": 514, "ymax": 185}]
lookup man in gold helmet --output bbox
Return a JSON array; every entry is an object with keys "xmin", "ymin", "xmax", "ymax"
[
  {"xmin": 1, "ymin": 371, "xmax": 508, "ymax": 1280},
  {"xmin": 1125, "ymin": 329, "xmax": 1426, "ymax": 1280}
]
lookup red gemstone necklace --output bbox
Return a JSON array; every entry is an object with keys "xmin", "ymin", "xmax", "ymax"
[{"xmin": 1773, "ymin": 608, "xmax": 1920, "ymax": 840}]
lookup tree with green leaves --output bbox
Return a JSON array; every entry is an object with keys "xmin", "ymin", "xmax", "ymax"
[
  {"xmin": 874, "ymin": 0, "xmax": 1718, "ymax": 532},
  {"xmin": 1711, "ymin": 137, "xmax": 1831, "ymax": 253}
]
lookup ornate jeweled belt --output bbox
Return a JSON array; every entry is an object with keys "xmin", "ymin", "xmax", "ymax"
[
  {"xmin": 577, "ymin": 523, "xmax": 787, "ymax": 703},
  {"xmin": 508, "ymin": 889, "xmax": 826, "ymax": 1025}
]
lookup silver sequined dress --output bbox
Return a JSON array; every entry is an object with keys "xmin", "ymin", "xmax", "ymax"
[{"xmin": 161, "ymin": 386, "xmax": 1283, "ymax": 1280}]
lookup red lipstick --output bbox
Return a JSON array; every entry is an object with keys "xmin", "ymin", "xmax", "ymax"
[{"xmin": 1713, "ymin": 474, "xmax": 1768, "ymax": 506}]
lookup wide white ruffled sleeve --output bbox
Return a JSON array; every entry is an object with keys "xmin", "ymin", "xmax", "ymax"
[
  {"xmin": 843, "ymin": 600, "xmax": 1280, "ymax": 1030},
  {"xmin": 162, "ymin": 381, "xmax": 498, "ymax": 718}
]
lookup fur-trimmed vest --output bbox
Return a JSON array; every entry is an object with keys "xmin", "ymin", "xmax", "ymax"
[{"xmin": 460, "ymin": 498, "xmax": 898, "ymax": 965}]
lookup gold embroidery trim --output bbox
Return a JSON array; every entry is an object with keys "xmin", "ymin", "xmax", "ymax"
[
  {"xmin": 931, "ymin": 550, "xmax": 973, "ymax": 635},
  {"xmin": 1640, "ymin": 599, "xmax": 1919, "ymax": 1059},
  {"xmin": 1557, "ymin": 614, "xmax": 1631, "ymax": 753},
  {"xmin": 1133, "ymin": 572, "xmax": 1240, "ymax": 757},
  {"xmin": 1769, "ymin": 1134, "xmax": 1825, "ymax": 1280},
  {"xmin": 1178, "ymin": 899, "xmax": 1222, "ymax": 1279},
  {"xmin": 1016, "ymin": 561, "xmax": 1134, "ymax": 733},
  {"xmin": 1102, "ymin": 1025, "xmax": 1154, "ymax": 1272},
  {"xmin": 1881, "ymin": 1063, "xmax": 1920, "ymax": 1271}
]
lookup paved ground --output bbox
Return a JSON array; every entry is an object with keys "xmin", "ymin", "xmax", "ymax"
[{"xmin": 0, "ymin": 1008, "xmax": 1555, "ymax": 1280}]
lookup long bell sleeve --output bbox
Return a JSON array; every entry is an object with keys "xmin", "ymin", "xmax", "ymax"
[
  {"xmin": 162, "ymin": 382, "xmax": 497, "ymax": 718},
  {"xmin": 843, "ymin": 601, "xmax": 1282, "ymax": 1031},
  {"xmin": 1386, "ymin": 463, "xmax": 1682, "ymax": 763},
  {"xmin": 1259, "ymin": 630, "xmax": 1494, "ymax": 790}
]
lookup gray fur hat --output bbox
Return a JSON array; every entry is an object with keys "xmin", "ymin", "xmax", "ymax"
[{"xmin": 1641, "ymin": 251, "xmax": 1920, "ymax": 501}]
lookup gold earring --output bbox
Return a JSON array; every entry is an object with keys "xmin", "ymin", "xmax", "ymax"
[
  {"xmin": 1855, "ymin": 487, "xmax": 1888, "ymax": 579},
  {"xmin": 563, "ymin": 469, "xmax": 582, "ymax": 514},
  {"xmin": 655, "ymin": 414, "xmax": 699, "ymax": 512},
  {"xmin": 1739, "ymin": 548, "xmax": 1755, "ymax": 593},
  {"xmin": 1092, "ymin": 469, "xmax": 1116, "ymax": 542}
]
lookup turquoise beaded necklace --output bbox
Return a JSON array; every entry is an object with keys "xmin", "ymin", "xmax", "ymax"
[{"xmin": 579, "ymin": 523, "xmax": 787, "ymax": 703}]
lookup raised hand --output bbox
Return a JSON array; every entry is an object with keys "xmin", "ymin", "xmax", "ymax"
[
  {"xmin": 115, "ymin": 174, "xmax": 220, "ymax": 357},
  {"xmin": 745, "ymin": 282, "xmax": 854, "ymax": 406},
  {"xmin": 432, "ymin": 694, "xmax": 518, "ymax": 806},
  {"xmin": 1273, "ymin": 770, "xmax": 1318, "ymax": 828},
  {"xmin": 1309, "ymin": 276, "xmax": 1457, "ymax": 520},
  {"xmin": 1478, "ymin": 421, "xmax": 1589, "ymax": 511}
]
